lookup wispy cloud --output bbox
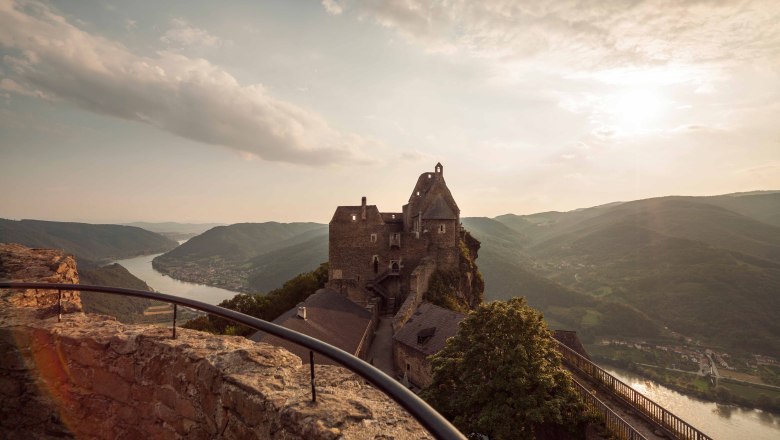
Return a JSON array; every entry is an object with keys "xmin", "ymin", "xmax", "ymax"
[
  {"xmin": 160, "ymin": 18, "xmax": 223, "ymax": 49},
  {"xmin": 321, "ymin": 0, "xmax": 344, "ymax": 16},
  {"xmin": 332, "ymin": 0, "xmax": 780, "ymax": 70},
  {"xmin": 0, "ymin": 0, "xmax": 375, "ymax": 166}
]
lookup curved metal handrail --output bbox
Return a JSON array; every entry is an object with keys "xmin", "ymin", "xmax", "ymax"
[{"xmin": 0, "ymin": 282, "xmax": 466, "ymax": 440}]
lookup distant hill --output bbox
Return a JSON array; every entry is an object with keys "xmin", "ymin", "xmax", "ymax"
[
  {"xmin": 79, "ymin": 263, "xmax": 156, "ymax": 322},
  {"xmin": 0, "ymin": 219, "xmax": 178, "ymax": 264},
  {"xmin": 123, "ymin": 222, "xmax": 225, "ymax": 241},
  {"xmin": 123, "ymin": 222, "xmax": 225, "ymax": 235},
  {"xmin": 148, "ymin": 191, "xmax": 780, "ymax": 356},
  {"xmin": 701, "ymin": 192, "xmax": 780, "ymax": 227},
  {"xmin": 152, "ymin": 222, "xmax": 328, "ymax": 293},
  {"xmin": 528, "ymin": 198, "xmax": 780, "ymax": 262},
  {"xmin": 488, "ymin": 193, "xmax": 780, "ymax": 356},
  {"xmin": 246, "ymin": 228, "xmax": 328, "ymax": 292},
  {"xmin": 462, "ymin": 217, "xmax": 662, "ymax": 341},
  {"xmin": 156, "ymin": 222, "xmax": 325, "ymax": 263}
]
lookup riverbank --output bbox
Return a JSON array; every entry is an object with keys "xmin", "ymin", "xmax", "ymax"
[
  {"xmin": 114, "ymin": 253, "xmax": 241, "ymax": 305},
  {"xmin": 594, "ymin": 356, "xmax": 780, "ymax": 415},
  {"xmin": 604, "ymin": 367, "xmax": 780, "ymax": 440},
  {"xmin": 151, "ymin": 256, "xmax": 252, "ymax": 293}
]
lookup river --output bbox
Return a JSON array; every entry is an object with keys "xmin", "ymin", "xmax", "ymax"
[
  {"xmin": 605, "ymin": 367, "xmax": 780, "ymax": 440},
  {"xmin": 113, "ymin": 252, "xmax": 240, "ymax": 305},
  {"xmin": 114, "ymin": 253, "xmax": 780, "ymax": 439}
]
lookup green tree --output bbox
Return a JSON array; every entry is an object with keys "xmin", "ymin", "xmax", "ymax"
[{"xmin": 421, "ymin": 297, "xmax": 587, "ymax": 440}]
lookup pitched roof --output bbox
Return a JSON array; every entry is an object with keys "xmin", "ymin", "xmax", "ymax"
[
  {"xmin": 422, "ymin": 195, "xmax": 458, "ymax": 220},
  {"xmin": 393, "ymin": 303, "xmax": 465, "ymax": 356},
  {"xmin": 330, "ymin": 205, "xmax": 384, "ymax": 224},
  {"xmin": 251, "ymin": 288, "xmax": 373, "ymax": 364}
]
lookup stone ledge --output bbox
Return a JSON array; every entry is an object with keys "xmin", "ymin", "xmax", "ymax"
[{"xmin": 0, "ymin": 244, "xmax": 432, "ymax": 439}]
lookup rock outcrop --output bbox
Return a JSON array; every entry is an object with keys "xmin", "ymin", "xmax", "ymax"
[
  {"xmin": 423, "ymin": 231, "xmax": 484, "ymax": 313},
  {"xmin": 0, "ymin": 243, "xmax": 82, "ymax": 313},
  {"xmin": 0, "ymin": 244, "xmax": 431, "ymax": 439}
]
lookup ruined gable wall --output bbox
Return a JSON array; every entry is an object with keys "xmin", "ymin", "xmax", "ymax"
[
  {"xmin": 0, "ymin": 244, "xmax": 430, "ymax": 440},
  {"xmin": 397, "ymin": 231, "xmax": 430, "ymax": 301},
  {"xmin": 393, "ymin": 258, "xmax": 437, "ymax": 333}
]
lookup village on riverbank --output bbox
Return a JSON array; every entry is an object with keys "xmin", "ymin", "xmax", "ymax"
[{"xmin": 589, "ymin": 337, "xmax": 780, "ymax": 413}]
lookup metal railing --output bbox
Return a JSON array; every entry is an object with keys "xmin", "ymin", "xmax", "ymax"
[
  {"xmin": 571, "ymin": 378, "xmax": 648, "ymax": 440},
  {"xmin": 556, "ymin": 341, "xmax": 712, "ymax": 440},
  {"xmin": 0, "ymin": 282, "xmax": 466, "ymax": 440}
]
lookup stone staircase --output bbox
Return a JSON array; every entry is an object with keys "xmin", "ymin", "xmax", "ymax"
[{"xmin": 366, "ymin": 270, "xmax": 399, "ymax": 315}]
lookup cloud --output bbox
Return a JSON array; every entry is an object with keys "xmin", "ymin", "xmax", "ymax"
[
  {"xmin": 332, "ymin": 0, "xmax": 780, "ymax": 70},
  {"xmin": 0, "ymin": 77, "xmax": 48, "ymax": 99},
  {"xmin": 0, "ymin": 0, "xmax": 374, "ymax": 165},
  {"xmin": 321, "ymin": 0, "xmax": 343, "ymax": 16},
  {"xmin": 160, "ymin": 18, "xmax": 223, "ymax": 49},
  {"xmin": 399, "ymin": 150, "xmax": 432, "ymax": 161}
]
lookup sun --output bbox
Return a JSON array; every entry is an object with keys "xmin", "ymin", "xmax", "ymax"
[{"xmin": 606, "ymin": 89, "xmax": 668, "ymax": 134}]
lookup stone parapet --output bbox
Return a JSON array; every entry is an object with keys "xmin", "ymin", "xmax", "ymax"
[
  {"xmin": 0, "ymin": 243, "xmax": 82, "ymax": 315},
  {"xmin": 0, "ymin": 244, "xmax": 431, "ymax": 439}
]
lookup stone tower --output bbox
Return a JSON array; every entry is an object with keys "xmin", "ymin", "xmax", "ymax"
[{"xmin": 327, "ymin": 163, "xmax": 463, "ymax": 313}]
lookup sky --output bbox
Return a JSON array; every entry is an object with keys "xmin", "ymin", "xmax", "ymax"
[{"xmin": 1, "ymin": 0, "xmax": 779, "ymax": 224}]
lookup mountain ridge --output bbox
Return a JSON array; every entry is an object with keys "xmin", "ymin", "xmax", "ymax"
[{"xmin": 0, "ymin": 218, "xmax": 177, "ymax": 264}]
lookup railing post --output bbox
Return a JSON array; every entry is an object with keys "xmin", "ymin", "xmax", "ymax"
[
  {"xmin": 310, "ymin": 350, "xmax": 316, "ymax": 403},
  {"xmin": 172, "ymin": 303, "xmax": 177, "ymax": 339},
  {"xmin": 57, "ymin": 289, "xmax": 62, "ymax": 322}
]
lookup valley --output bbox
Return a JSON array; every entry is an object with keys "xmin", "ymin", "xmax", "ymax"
[{"xmin": 3, "ymin": 190, "xmax": 779, "ymax": 416}]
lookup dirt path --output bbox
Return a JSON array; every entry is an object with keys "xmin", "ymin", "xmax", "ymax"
[{"xmin": 368, "ymin": 317, "xmax": 395, "ymax": 377}]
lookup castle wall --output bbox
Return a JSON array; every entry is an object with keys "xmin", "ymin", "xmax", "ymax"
[
  {"xmin": 393, "ymin": 258, "xmax": 437, "ymax": 333},
  {"xmin": 393, "ymin": 343, "xmax": 433, "ymax": 389},
  {"xmin": 329, "ymin": 206, "xmax": 393, "ymax": 289},
  {"xmin": 0, "ymin": 245, "xmax": 430, "ymax": 440},
  {"xmin": 420, "ymin": 219, "xmax": 460, "ymax": 271}
]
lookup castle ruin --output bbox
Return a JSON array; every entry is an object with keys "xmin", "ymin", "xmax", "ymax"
[{"xmin": 327, "ymin": 162, "xmax": 470, "ymax": 314}]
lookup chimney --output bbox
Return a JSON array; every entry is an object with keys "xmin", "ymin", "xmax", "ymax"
[
  {"xmin": 297, "ymin": 306, "xmax": 307, "ymax": 320},
  {"xmin": 361, "ymin": 196, "xmax": 367, "ymax": 220}
]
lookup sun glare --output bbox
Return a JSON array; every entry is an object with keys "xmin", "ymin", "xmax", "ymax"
[{"xmin": 607, "ymin": 89, "xmax": 668, "ymax": 134}]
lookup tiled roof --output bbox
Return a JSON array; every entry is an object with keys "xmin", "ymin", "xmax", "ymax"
[
  {"xmin": 393, "ymin": 303, "xmax": 465, "ymax": 356},
  {"xmin": 251, "ymin": 288, "xmax": 373, "ymax": 364}
]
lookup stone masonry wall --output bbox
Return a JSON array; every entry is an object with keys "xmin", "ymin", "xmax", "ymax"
[
  {"xmin": 393, "ymin": 258, "xmax": 437, "ymax": 333},
  {"xmin": 0, "ymin": 244, "xmax": 431, "ymax": 440},
  {"xmin": 394, "ymin": 342, "xmax": 433, "ymax": 389}
]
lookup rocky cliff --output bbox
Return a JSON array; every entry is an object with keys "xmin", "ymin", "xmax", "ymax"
[
  {"xmin": 424, "ymin": 230, "xmax": 484, "ymax": 312},
  {"xmin": 0, "ymin": 244, "xmax": 431, "ymax": 439}
]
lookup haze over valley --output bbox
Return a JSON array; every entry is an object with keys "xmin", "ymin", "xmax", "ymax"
[
  {"xmin": 4, "ymin": 190, "xmax": 779, "ymax": 359},
  {"xmin": 3, "ymin": 1, "xmax": 780, "ymax": 437}
]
